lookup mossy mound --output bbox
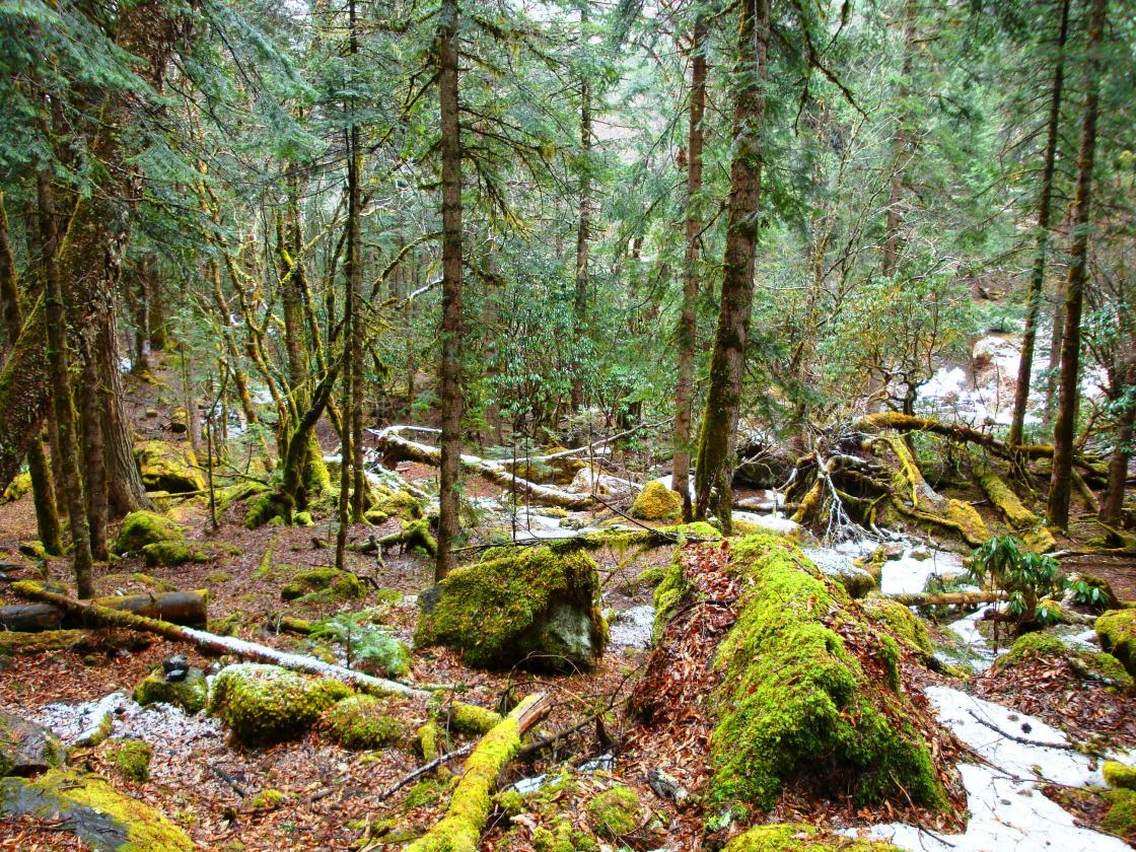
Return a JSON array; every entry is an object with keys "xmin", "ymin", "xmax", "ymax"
[
  {"xmin": 132, "ymin": 668, "xmax": 208, "ymax": 714},
  {"xmin": 630, "ymin": 480, "xmax": 682, "ymax": 522},
  {"xmin": 112, "ymin": 511, "xmax": 185, "ymax": 555},
  {"xmin": 141, "ymin": 541, "xmax": 209, "ymax": 568},
  {"xmin": 2, "ymin": 471, "xmax": 31, "ymax": 503},
  {"xmin": 415, "ymin": 546, "xmax": 607, "ymax": 670},
  {"xmin": 1103, "ymin": 760, "xmax": 1136, "ymax": 790},
  {"xmin": 248, "ymin": 788, "xmax": 288, "ymax": 810},
  {"xmin": 134, "ymin": 440, "xmax": 205, "ymax": 494},
  {"xmin": 208, "ymin": 663, "xmax": 351, "ymax": 744},
  {"xmin": 585, "ymin": 784, "xmax": 641, "ymax": 837},
  {"xmin": 723, "ymin": 822, "xmax": 900, "ymax": 851},
  {"xmin": 1066, "ymin": 572, "xmax": 1120, "ymax": 611},
  {"xmin": 280, "ymin": 567, "xmax": 365, "ymax": 603},
  {"xmin": 0, "ymin": 769, "xmax": 193, "ymax": 850},
  {"xmin": 998, "ymin": 630, "xmax": 1133, "ymax": 688},
  {"xmin": 1096, "ymin": 609, "xmax": 1136, "ymax": 677},
  {"xmin": 373, "ymin": 489, "xmax": 424, "ymax": 522},
  {"xmin": 244, "ymin": 492, "xmax": 293, "ymax": 529},
  {"xmin": 1102, "ymin": 788, "xmax": 1136, "ymax": 838},
  {"xmin": 707, "ymin": 535, "xmax": 947, "ymax": 814},
  {"xmin": 0, "ymin": 629, "xmax": 92, "ymax": 657},
  {"xmin": 106, "ymin": 739, "xmax": 152, "ymax": 783},
  {"xmin": 321, "ymin": 695, "xmax": 404, "ymax": 749},
  {"xmin": 862, "ymin": 597, "xmax": 933, "ymax": 655}
]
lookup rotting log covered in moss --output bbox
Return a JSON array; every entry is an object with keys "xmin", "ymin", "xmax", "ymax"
[
  {"xmin": 0, "ymin": 590, "xmax": 207, "ymax": 631},
  {"xmin": 405, "ymin": 692, "xmax": 550, "ymax": 852},
  {"xmin": 975, "ymin": 466, "xmax": 1056, "ymax": 552},
  {"xmin": 208, "ymin": 663, "xmax": 352, "ymax": 744},
  {"xmin": 723, "ymin": 822, "xmax": 901, "ymax": 851}
]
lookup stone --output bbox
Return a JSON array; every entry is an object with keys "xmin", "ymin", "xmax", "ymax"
[
  {"xmin": 629, "ymin": 480, "xmax": 682, "ymax": 522},
  {"xmin": 133, "ymin": 440, "xmax": 205, "ymax": 493},
  {"xmin": 163, "ymin": 654, "xmax": 188, "ymax": 677},
  {"xmin": 207, "ymin": 663, "xmax": 351, "ymax": 744},
  {"xmin": 0, "ymin": 711, "xmax": 66, "ymax": 777},
  {"xmin": 133, "ymin": 667, "xmax": 208, "ymax": 714},
  {"xmin": 111, "ymin": 510, "xmax": 185, "ymax": 555}
]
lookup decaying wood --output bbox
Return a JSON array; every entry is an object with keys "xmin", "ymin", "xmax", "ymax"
[
  {"xmin": 886, "ymin": 590, "xmax": 1005, "ymax": 606},
  {"xmin": 0, "ymin": 590, "xmax": 208, "ymax": 632},
  {"xmin": 0, "ymin": 628, "xmax": 92, "ymax": 655}
]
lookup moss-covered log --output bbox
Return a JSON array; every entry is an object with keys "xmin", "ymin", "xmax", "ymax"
[
  {"xmin": 0, "ymin": 590, "xmax": 207, "ymax": 631},
  {"xmin": 975, "ymin": 466, "xmax": 1056, "ymax": 552},
  {"xmin": 405, "ymin": 692, "xmax": 550, "ymax": 852}
]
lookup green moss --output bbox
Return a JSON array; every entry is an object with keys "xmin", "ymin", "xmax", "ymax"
[
  {"xmin": 134, "ymin": 440, "xmax": 205, "ymax": 494},
  {"xmin": 132, "ymin": 669, "xmax": 208, "ymax": 714},
  {"xmin": 435, "ymin": 699, "xmax": 502, "ymax": 735},
  {"xmin": 215, "ymin": 479, "xmax": 270, "ymax": 513},
  {"xmin": 2, "ymin": 471, "xmax": 31, "ymax": 503},
  {"xmin": 293, "ymin": 510, "xmax": 314, "ymax": 527},
  {"xmin": 630, "ymin": 481, "xmax": 683, "ymax": 522},
  {"xmin": 652, "ymin": 554, "xmax": 694, "ymax": 642},
  {"xmin": 1104, "ymin": 761, "xmax": 1136, "ymax": 790},
  {"xmin": 0, "ymin": 629, "xmax": 92, "ymax": 656},
  {"xmin": 532, "ymin": 817, "xmax": 599, "ymax": 851},
  {"xmin": 280, "ymin": 567, "xmax": 365, "ymax": 602},
  {"xmin": 112, "ymin": 511, "xmax": 185, "ymax": 555},
  {"xmin": 585, "ymin": 784, "xmax": 640, "ymax": 837},
  {"xmin": 107, "ymin": 739, "xmax": 152, "ymax": 784},
  {"xmin": 415, "ymin": 546, "xmax": 607, "ymax": 670},
  {"xmin": 0, "ymin": 769, "xmax": 193, "ymax": 850},
  {"xmin": 404, "ymin": 778, "xmax": 448, "ymax": 809},
  {"xmin": 862, "ymin": 597, "xmax": 933, "ymax": 655},
  {"xmin": 1102, "ymin": 788, "xmax": 1136, "ymax": 837},
  {"xmin": 244, "ymin": 492, "xmax": 291, "ymax": 529},
  {"xmin": 1097, "ymin": 609, "xmax": 1136, "ymax": 677},
  {"xmin": 374, "ymin": 489, "xmax": 424, "ymax": 522},
  {"xmin": 322, "ymin": 695, "xmax": 404, "ymax": 749},
  {"xmin": 416, "ymin": 722, "xmax": 440, "ymax": 762},
  {"xmin": 207, "ymin": 663, "xmax": 351, "ymax": 744},
  {"xmin": 18, "ymin": 539, "xmax": 47, "ymax": 560},
  {"xmin": 141, "ymin": 541, "xmax": 209, "ymax": 568},
  {"xmin": 996, "ymin": 631, "xmax": 1134, "ymax": 688},
  {"xmin": 723, "ymin": 822, "xmax": 901, "ymax": 851},
  {"xmin": 708, "ymin": 535, "xmax": 947, "ymax": 814},
  {"xmin": 247, "ymin": 788, "xmax": 288, "ymax": 810},
  {"xmin": 634, "ymin": 565, "xmax": 668, "ymax": 588}
]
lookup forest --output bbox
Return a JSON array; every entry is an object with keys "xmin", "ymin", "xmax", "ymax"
[{"xmin": 0, "ymin": 0, "xmax": 1135, "ymax": 849}]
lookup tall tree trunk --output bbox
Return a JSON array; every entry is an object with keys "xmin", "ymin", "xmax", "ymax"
[
  {"xmin": 882, "ymin": 0, "xmax": 917, "ymax": 278},
  {"xmin": 692, "ymin": 0, "xmax": 770, "ymax": 533},
  {"xmin": 1009, "ymin": 0, "xmax": 1070, "ymax": 447},
  {"xmin": 435, "ymin": 0, "xmax": 464, "ymax": 581},
  {"xmin": 1099, "ymin": 364, "xmax": 1134, "ymax": 529},
  {"xmin": 672, "ymin": 20, "xmax": 707, "ymax": 523},
  {"xmin": 570, "ymin": 1, "xmax": 592, "ymax": 412},
  {"xmin": 38, "ymin": 170, "xmax": 94, "ymax": 598},
  {"xmin": 350, "ymin": 177, "xmax": 367, "ymax": 522},
  {"xmin": 1048, "ymin": 0, "xmax": 1107, "ymax": 529}
]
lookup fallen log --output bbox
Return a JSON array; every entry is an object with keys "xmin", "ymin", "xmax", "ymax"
[
  {"xmin": 405, "ymin": 692, "xmax": 551, "ymax": 852},
  {"xmin": 0, "ymin": 590, "xmax": 208, "ymax": 631},
  {"xmin": 0, "ymin": 628, "xmax": 92, "ymax": 655},
  {"xmin": 886, "ymin": 591, "xmax": 1004, "ymax": 607}
]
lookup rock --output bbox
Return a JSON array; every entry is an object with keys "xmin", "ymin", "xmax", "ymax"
[
  {"xmin": 207, "ymin": 663, "xmax": 351, "ymax": 744},
  {"xmin": 163, "ymin": 654, "xmax": 188, "ymax": 676},
  {"xmin": 133, "ymin": 667, "xmax": 208, "ymax": 714},
  {"xmin": 320, "ymin": 695, "xmax": 404, "ymax": 749},
  {"xmin": 997, "ymin": 631, "xmax": 1133, "ymax": 688},
  {"xmin": 133, "ymin": 440, "xmax": 205, "ymax": 493},
  {"xmin": 280, "ymin": 567, "xmax": 365, "ymax": 603},
  {"xmin": 0, "ymin": 711, "xmax": 66, "ymax": 777},
  {"xmin": 106, "ymin": 739, "xmax": 152, "ymax": 783},
  {"xmin": 646, "ymin": 768, "xmax": 688, "ymax": 804},
  {"xmin": 111, "ymin": 510, "xmax": 185, "ymax": 555},
  {"xmin": 1096, "ymin": 609, "xmax": 1136, "ymax": 677},
  {"xmin": 415, "ymin": 546, "xmax": 607, "ymax": 670},
  {"xmin": 1103, "ymin": 761, "xmax": 1136, "ymax": 791},
  {"xmin": 0, "ymin": 769, "xmax": 192, "ymax": 850},
  {"xmin": 569, "ymin": 466, "xmax": 635, "ymax": 499},
  {"xmin": 586, "ymin": 784, "xmax": 641, "ymax": 837},
  {"xmin": 141, "ymin": 540, "xmax": 209, "ymax": 567},
  {"xmin": 630, "ymin": 480, "xmax": 682, "ymax": 522}
]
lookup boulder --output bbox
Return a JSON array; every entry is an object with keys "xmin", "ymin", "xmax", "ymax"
[
  {"xmin": 112, "ymin": 510, "xmax": 185, "ymax": 555},
  {"xmin": 997, "ymin": 630, "xmax": 1134, "ymax": 688},
  {"xmin": 133, "ymin": 666, "xmax": 209, "ymax": 714},
  {"xmin": 630, "ymin": 480, "xmax": 682, "ymax": 522},
  {"xmin": 0, "ymin": 711, "xmax": 65, "ymax": 777},
  {"xmin": 1097, "ymin": 609, "xmax": 1136, "ymax": 677},
  {"xmin": 141, "ymin": 541, "xmax": 209, "ymax": 567},
  {"xmin": 415, "ymin": 546, "xmax": 607, "ymax": 670},
  {"xmin": 133, "ymin": 440, "xmax": 205, "ymax": 493},
  {"xmin": 0, "ymin": 769, "xmax": 193, "ymax": 850},
  {"xmin": 585, "ymin": 784, "xmax": 642, "ymax": 838},
  {"xmin": 208, "ymin": 663, "xmax": 351, "ymax": 744},
  {"xmin": 321, "ymin": 695, "xmax": 404, "ymax": 749},
  {"xmin": 280, "ymin": 567, "xmax": 365, "ymax": 603},
  {"xmin": 569, "ymin": 466, "xmax": 635, "ymax": 499}
]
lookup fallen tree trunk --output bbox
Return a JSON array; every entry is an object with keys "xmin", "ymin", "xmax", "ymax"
[
  {"xmin": 0, "ymin": 628, "xmax": 92, "ymax": 655},
  {"xmin": 0, "ymin": 590, "xmax": 208, "ymax": 631},
  {"xmin": 886, "ymin": 591, "xmax": 1004, "ymax": 606},
  {"xmin": 405, "ymin": 692, "xmax": 551, "ymax": 852}
]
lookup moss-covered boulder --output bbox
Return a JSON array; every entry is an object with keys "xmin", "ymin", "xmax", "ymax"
[
  {"xmin": 133, "ymin": 440, "xmax": 205, "ymax": 494},
  {"xmin": 112, "ymin": 511, "xmax": 185, "ymax": 555},
  {"xmin": 1104, "ymin": 761, "xmax": 1136, "ymax": 790},
  {"xmin": 132, "ymin": 668, "xmax": 208, "ymax": 714},
  {"xmin": 630, "ymin": 480, "xmax": 682, "ymax": 522},
  {"xmin": 2, "ymin": 471, "xmax": 31, "ymax": 503},
  {"xmin": 585, "ymin": 784, "xmax": 641, "ymax": 837},
  {"xmin": 862, "ymin": 597, "xmax": 933, "ymax": 655},
  {"xmin": 1102, "ymin": 788, "xmax": 1136, "ymax": 839},
  {"xmin": 0, "ymin": 710, "xmax": 65, "ymax": 777},
  {"xmin": 208, "ymin": 663, "xmax": 351, "ymax": 744},
  {"xmin": 994, "ymin": 631, "xmax": 1133, "ymax": 688},
  {"xmin": 1097, "ymin": 609, "xmax": 1136, "ymax": 677},
  {"xmin": 140, "ymin": 541, "xmax": 209, "ymax": 568},
  {"xmin": 321, "ymin": 695, "xmax": 404, "ymax": 749},
  {"xmin": 106, "ymin": 739, "xmax": 152, "ymax": 784},
  {"xmin": 0, "ymin": 769, "xmax": 193, "ymax": 850},
  {"xmin": 373, "ymin": 489, "xmax": 424, "ymax": 522},
  {"xmin": 723, "ymin": 823, "xmax": 900, "ymax": 851},
  {"xmin": 280, "ymin": 567, "xmax": 365, "ymax": 603},
  {"xmin": 415, "ymin": 546, "xmax": 607, "ymax": 670},
  {"xmin": 707, "ymin": 535, "xmax": 947, "ymax": 814}
]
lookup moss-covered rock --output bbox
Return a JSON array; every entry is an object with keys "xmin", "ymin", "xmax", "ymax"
[
  {"xmin": 280, "ymin": 567, "xmax": 365, "ymax": 603},
  {"xmin": 585, "ymin": 784, "xmax": 641, "ymax": 837},
  {"xmin": 374, "ymin": 489, "xmax": 424, "ymax": 522},
  {"xmin": 995, "ymin": 630, "xmax": 1133, "ymax": 687},
  {"xmin": 133, "ymin": 440, "xmax": 205, "ymax": 494},
  {"xmin": 2, "ymin": 471, "xmax": 31, "ymax": 503},
  {"xmin": 1103, "ymin": 761, "xmax": 1136, "ymax": 791},
  {"xmin": 132, "ymin": 668, "xmax": 208, "ymax": 714},
  {"xmin": 708, "ymin": 535, "xmax": 947, "ymax": 814},
  {"xmin": 248, "ymin": 788, "xmax": 288, "ymax": 810},
  {"xmin": 415, "ymin": 546, "xmax": 607, "ymax": 670},
  {"xmin": 208, "ymin": 663, "xmax": 351, "ymax": 744},
  {"xmin": 107, "ymin": 739, "xmax": 152, "ymax": 784},
  {"xmin": 0, "ymin": 710, "xmax": 66, "ymax": 777},
  {"xmin": 1096, "ymin": 609, "xmax": 1136, "ymax": 677},
  {"xmin": 723, "ymin": 822, "xmax": 900, "ymax": 851},
  {"xmin": 630, "ymin": 480, "xmax": 683, "ymax": 522},
  {"xmin": 112, "ymin": 511, "xmax": 185, "ymax": 555},
  {"xmin": 244, "ymin": 492, "xmax": 292, "ymax": 529},
  {"xmin": 1102, "ymin": 788, "xmax": 1136, "ymax": 838},
  {"xmin": 862, "ymin": 597, "xmax": 933, "ymax": 655},
  {"xmin": 321, "ymin": 695, "xmax": 404, "ymax": 749},
  {"xmin": 0, "ymin": 769, "xmax": 193, "ymax": 850},
  {"xmin": 140, "ymin": 541, "xmax": 209, "ymax": 568}
]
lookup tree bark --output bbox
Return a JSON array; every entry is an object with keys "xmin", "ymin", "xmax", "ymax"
[
  {"xmin": 673, "ymin": 20, "xmax": 707, "ymax": 523},
  {"xmin": 693, "ymin": 0, "xmax": 770, "ymax": 532},
  {"xmin": 1009, "ymin": 0, "xmax": 1070, "ymax": 447},
  {"xmin": 1099, "ymin": 359, "xmax": 1135, "ymax": 528},
  {"xmin": 1048, "ymin": 0, "xmax": 1107, "ymax": 529},
  {"xmin": 0, "ymin": 590, "xmax": 207, "ymax": 632},
  {"xmin": 570, "ymin": 2, "xmax": 592, "ymax": 412},
  {"xmin": 882, "ymin": 0, "xmax": 917, "ymax": 278},
  {"xmin": 435, "ymin": 0, "xmax": 465, "ymax": 581}
]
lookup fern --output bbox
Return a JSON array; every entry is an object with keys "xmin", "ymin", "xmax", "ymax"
[{"xmin": 310, "ymin": 612, "xmax": 410, "ymax": 678}]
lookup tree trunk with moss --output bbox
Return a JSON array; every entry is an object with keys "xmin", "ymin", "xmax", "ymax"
[{"xmin": 693, "ymin": 0, "xmax": 770, "ymax": 532}]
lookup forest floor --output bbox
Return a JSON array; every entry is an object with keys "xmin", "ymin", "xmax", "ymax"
[{"xmin": 1, "ymin": 371, "xmax": 1135, "ymax": 851}]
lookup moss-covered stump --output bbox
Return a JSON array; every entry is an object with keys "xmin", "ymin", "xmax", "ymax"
[
  {"xmin": 280, "ymin": 567, "xmax": 365, "ymax": 603},
  {"xmin": 707, "ymin": 535, "xmax": 947, "ymax": 814},
  {"xmin": 862, "ymin": 597, "xmax": 933, "ymax": 655},
  {"xmin": 0, "ymin": 769, "xmax": 193, "ymax": 850},
  {"xmin": 132, "ymin": 668, "xmax": 208, "ymax": 714},
  {"xmin": 140, "ymin": 541, "xmax": 209, "ymax": 568},
  {"xmin": 630, "ymin": 480, "xmax": 682, "ymax": 522},
  {"xmin": 106, "ymin": 739, "xmax": 152, "ymax": 784},
  {"xmin": 585, "ymin": 784, "xmax": 642, "ymax": 837},
  {"xmin": 994, "ymin": 631, "xmax": 1133, "ymax": 688},
  {"xmin": 0, "ymin": 710, "xmax": 66, "ymax": 777},
  {"xmin": 208, "ymin": 663, "xmax": 351, "ymax": 745},
  {"xmin": 112, "ymin": 511, "xmax": 185, "ymax": 555},
  {"xmin": 415, "ymin": 546, "xmax": 607, "ymax": 670},
  {"xmin": 723, "ymin": 823, "xmax": 901, "ymax": 851},
  {"xmin": 321, "ymin": 695, "xmax": 404, "ymax": 749},
  {"xmin": 133, "ymin": 440, "xmax": 205, "ymax": 494},
  {"xmin": 1096, "ymin": 609, "xmax": 1136, "ymax": 677}
]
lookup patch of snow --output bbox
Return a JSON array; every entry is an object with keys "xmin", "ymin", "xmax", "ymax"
[
  {"xmin": 607, "ymin": 605, "xmax": 655, "ymax": 649},
  {"xmin": 508, "ymin": 774, "xmax": 548, "ymax": 795},
  {"xmin": 946, "ymin": 605, "xmax": 998, "ymax": 672},
  {"xmin": 579, "ymin": 753, "xmax": 615, "ymax": 772},
  {"xmin": 733, "ymin": 511, "xmax": 801, "ymax": 537},
  {"xmin": 880, "ymin": 548, "xmax": 965, "ymax": 596}
]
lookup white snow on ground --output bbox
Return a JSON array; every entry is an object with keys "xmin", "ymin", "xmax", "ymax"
[
  {"xmin": 880, "ymin": 548, "xmax": 966, "ymax": 596},
  {"xmin": 31, "ymin": 693, "xmax": 223, "ymax": 750},
  {"xmin": 946, "ymin": 604, "xmax": 999, "ymax": 672},
  {"xmin": 846, "ymin": 686, "xmax": 1129, "ymax": 851},
  {"xmin": 733, "ymin": 511, "xmax": 801, "ymax": 537},
  {"xmin": 607, "ymin": 605, "xmax": 655, "ymax": 649}
]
